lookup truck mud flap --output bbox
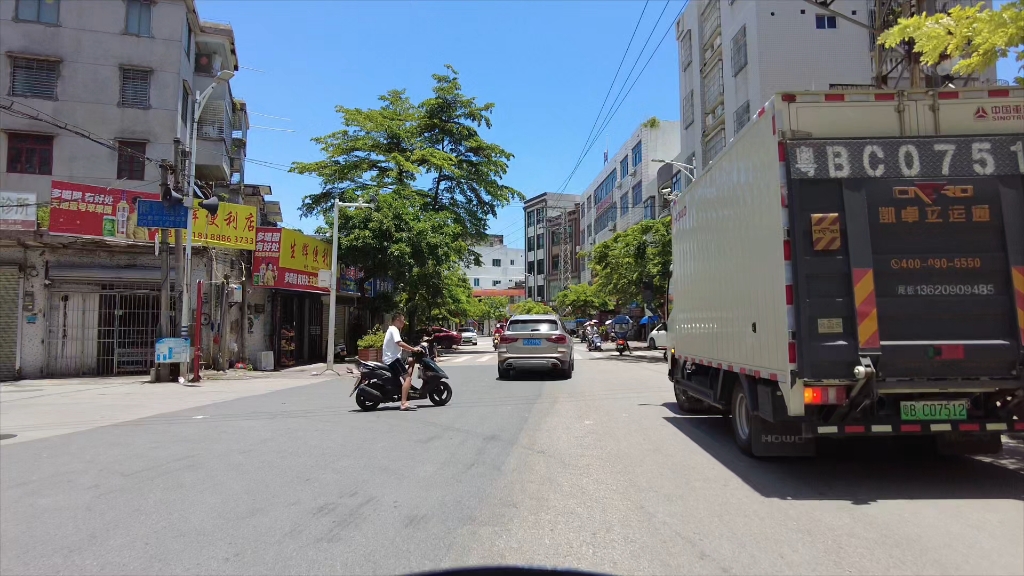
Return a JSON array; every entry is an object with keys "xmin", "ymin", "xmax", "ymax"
[
  {"xmin": 935, "ymin": 432, "xmax": 1003, "ymax": 455},
  {"xmin": 751, "ymin": 418, "xmax": 817, "ymax": 457}
]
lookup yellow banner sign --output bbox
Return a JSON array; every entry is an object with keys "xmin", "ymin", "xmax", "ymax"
[
  {"xmin": 278, "ymin": 228, "xmax": 332, "ymax": 272},
  {"xmin": 190, "ymin": 202, "xmax": 258, "ymax": 250}
]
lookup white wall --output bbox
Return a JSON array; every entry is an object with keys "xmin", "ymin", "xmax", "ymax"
[{"xmin": 466, "ymin": 244, "xmax": 524, "ymax": 289}]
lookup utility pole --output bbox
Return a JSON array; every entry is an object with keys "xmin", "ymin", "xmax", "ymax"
[{"xmin": 157, "ymin": 162, "xmax": 172, "ymax": 382}]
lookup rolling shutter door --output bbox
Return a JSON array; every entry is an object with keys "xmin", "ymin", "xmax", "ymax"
[{"xmin": 0, "ymin": 266, "xmax": 21, "ymax": 381}]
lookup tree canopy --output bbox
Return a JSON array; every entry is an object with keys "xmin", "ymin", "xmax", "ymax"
[
  {"xmin": 879, "ymin": 1, "xmax": 1024, "ymax": 84},
  {"xmin": 510, "ymin": 300, "xmax": 555, "ymax": 316},
  {"xmin": 467, "ymin": 296, "xmax": 510, "ymax": 323},
  {"xmin": 587, "ymin": 218, "xmax": 672, "ymax": 316},
  {"xmin": 291, "ymin": 66, "xmax": 522, "ymax": 328},
  {"xmin": 554, "ymin": 282, "xmax": 610, "ymax": 318}
]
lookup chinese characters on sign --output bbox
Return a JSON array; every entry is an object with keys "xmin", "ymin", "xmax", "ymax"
[
  {"xmin": 878, "ymin": 204, "xmax": 989, "ymax": 224},
  {"xmin": 0, "ymin": 191, "xmax": 37, "ymax": 231},
  {"xmin": 252, "ymin": 227, "xmax": 332, "ymax": 293},
  {"xmin": 190, "ymin": 202, "xmax": 257, "ymax": 250},
  {"xmin": 49, "ymin": 180, "xmax": 161, "ymax": 241}
]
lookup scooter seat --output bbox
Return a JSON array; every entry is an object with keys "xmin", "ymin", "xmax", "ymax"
[{"xmin": 359, "ymin": 360, "xmax": 391, "ymax": 371}]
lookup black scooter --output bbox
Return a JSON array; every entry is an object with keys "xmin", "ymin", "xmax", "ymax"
[{"xmin": 349, "ymin": 338, "xmax": 453, "ymax": 411}]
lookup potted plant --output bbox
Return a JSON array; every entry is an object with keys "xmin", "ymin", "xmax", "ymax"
[{"xmin": 357, "ymin": 326, "xmax": 386, "ymax": 362}]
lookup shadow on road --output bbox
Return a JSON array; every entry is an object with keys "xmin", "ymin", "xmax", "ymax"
[
  {"xmin": 586, "ymin": 352, "xmax": 666, "ymax": 365},
  {"xmin": 655, "ymin": 402, "xmax": 1024, "ymax": 504}
]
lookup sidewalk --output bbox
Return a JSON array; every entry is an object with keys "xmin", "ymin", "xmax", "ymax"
[{"xmin": 0, "ymin": 363, "xmax": 356, "ymax": 445}]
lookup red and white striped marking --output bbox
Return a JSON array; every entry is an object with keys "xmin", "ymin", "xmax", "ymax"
[
  {"xmin": 779, "ymin": 88, "xmax": 1023, "ymax": 103},
  {"xmin": 817, "ymin": 421, "xmax": 1024, "ymax": 435},
  {"xmin": 682, "ymin": 355, "xmax": 780, "ymax": 382}
]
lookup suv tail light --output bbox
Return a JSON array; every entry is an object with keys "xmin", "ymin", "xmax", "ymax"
[
  {"xmin": 499, "ymin": 335, "xmax": 518, "ymax": 344},
  {"xmin": 547, "ymin": 334, "xmax": 568, "ymax": 344}
]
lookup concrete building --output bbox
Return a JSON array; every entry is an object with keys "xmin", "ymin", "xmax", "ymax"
[
  {"xmin": 578, "ymin": 119, "xmax": 680, "ymax": 285},
  {"xmin": 465, "ymin": 234, "xmax": 524, "ymax": 291},
  {"xmin": 523, "ymin": 192, "xmax": 581, "ymax": 305},
  {"xmin": 0, "ymin": 0, "xmax": 251, "ymax": 380}
]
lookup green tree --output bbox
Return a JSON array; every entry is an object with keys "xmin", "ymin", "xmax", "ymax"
[
  {"xmin": 510, "ymin": 300, "xmax": 555, "ymax": 316},
  {"xmin": 879, "ymin": 1, "xmax": 1024, "ymax": 84},
  {"xmin": 588, "ymin": 218, "xmax": 672, "ymax": 318},
  {"xmin": 554, "ymin": 283, "xmax": 610, "ymax": 318},
  {"xmin": 403, "ymin": 265, "xmax": 474, "ymax": 327}
]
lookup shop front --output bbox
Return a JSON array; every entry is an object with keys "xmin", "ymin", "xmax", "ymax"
[{"xmin": 253, "ymin": 227, "xmax": 331, "ymax": 368}]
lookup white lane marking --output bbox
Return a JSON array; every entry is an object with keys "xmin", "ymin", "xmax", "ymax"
[
  {"xmin": 449, "ymin": 356, "xmax": 470, "ymax": 363},
  {"xmin": 476, "ymin": 355, "xmax": 492, "ymax": 363}
]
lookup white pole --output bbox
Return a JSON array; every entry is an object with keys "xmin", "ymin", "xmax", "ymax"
[
  {"xmin": 179, "ymin": 92, "xmax": 203, "ymax": 377},
  {"xmin": 325, "ymin": 199, "xmax": 341, "ymax": 373}
]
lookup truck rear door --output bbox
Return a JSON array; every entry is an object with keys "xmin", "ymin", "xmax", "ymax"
[{"xmin": 787, "ymin": 134, "xmax": 1024, "ymax": 380}]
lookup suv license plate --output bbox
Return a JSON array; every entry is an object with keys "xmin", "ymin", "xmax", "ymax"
[
  {"xmin": 900, "ymin": 400, "xmax": 970, "ymax": 421},
  {"xmin": 523, "ymin": 339, "xmax": 542, "ymax": 346}
]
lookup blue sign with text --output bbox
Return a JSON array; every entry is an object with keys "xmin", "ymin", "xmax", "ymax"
[{"xmin": 137, "ymin": 200, "xmax": 188, "ymax": 229}]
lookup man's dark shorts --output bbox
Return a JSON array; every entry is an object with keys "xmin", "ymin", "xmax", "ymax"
[{"xmin": 388, "ymin": 358, "xmax": 407, "ymax": 381}]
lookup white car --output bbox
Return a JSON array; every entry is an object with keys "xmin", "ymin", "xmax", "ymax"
[
  {"xmin": 647, "ymin": 323, "xmax": 669, "ymax": 350},
  {"xmin": 457, "ymin": 327, "xmax": 478, "ymax": 345}
]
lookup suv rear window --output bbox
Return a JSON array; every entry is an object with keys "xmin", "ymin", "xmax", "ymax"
[{"xmin": 508, "ymin": 320, "xmax": 560, "ymax": 332}]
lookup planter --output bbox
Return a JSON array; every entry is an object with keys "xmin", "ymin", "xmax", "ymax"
[{"xmin": 358, "ymin": 348, "xmax": 382, "ymax": 362}]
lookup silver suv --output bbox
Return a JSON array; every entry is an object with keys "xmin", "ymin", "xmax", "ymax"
[{"xmin": 496, "ymin": 314, "xmax": 574, "ymax": 379}]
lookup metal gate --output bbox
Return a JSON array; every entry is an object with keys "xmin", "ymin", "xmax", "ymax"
[
  {"xmin": 46, "ymin": 282, "xmax": 170, "ymax": 377},
  {"xmin": 0, "ymin": 266, "xmax": 20, "ymax": 381}
]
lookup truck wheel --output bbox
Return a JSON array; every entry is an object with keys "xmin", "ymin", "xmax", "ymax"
[
  {"xmin": 674, "ymin": 385, "xmax": 708, "ymax": 413},
  {"xmin": 731, "ymin": 385, "xmax": 756, "ymax": 456}
]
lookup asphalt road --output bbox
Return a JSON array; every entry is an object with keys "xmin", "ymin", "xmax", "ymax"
[{"xmin": 2, "ymin": 343, "xmax": 1022, "ymax": 575}]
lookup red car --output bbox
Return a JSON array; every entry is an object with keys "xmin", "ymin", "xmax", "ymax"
[{"xmin": 428, "ymin": 327, "xmax": 462, "ymax": 349}]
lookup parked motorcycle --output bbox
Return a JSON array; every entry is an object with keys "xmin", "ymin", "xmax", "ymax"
[{"xmin": 350, "ymin": 338, "xmax": 452, "ymax": 411}]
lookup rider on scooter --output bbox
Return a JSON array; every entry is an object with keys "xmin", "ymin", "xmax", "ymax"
[{"xmin": 383, "ymin": 313, "xmax": 419, "ymax": 411}]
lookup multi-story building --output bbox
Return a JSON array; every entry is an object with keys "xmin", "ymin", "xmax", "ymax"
[
  {"xmin": 0, "ymin": 0, "xmax": 251, "ymax": 380},
  {"xmin": 523, "ymin": 192, "xmax": 580, "ymax": 304},
  {"xmin": 578, "ymin": 119, "xmax": 680, "ymax": 285},
  {"xmin": 465, "ymin": 234, "xmax": 524, "ymax": 291}
]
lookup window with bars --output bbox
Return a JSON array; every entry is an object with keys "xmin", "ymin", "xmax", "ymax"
[
  {"xmin": 734, "ymin": 100, "xmax": 751, "ymax": 134},
  {"xmin": 120, "ymin": 68, "xmax": 150, "ymax": 108},
  {"xmin": 537, "ymin": 233, "xmax": 545, "ymax": 249},
  {"xmin": 703, "ymin": 128, "xmax": 726, "ymax": 166},
  {"xmin": 702, "ymin": 61, "xmax": 724, "ymax": 112},
  {"xmin": 492, "ymin": 259, "xmax": 502, "ymax": 267},
  {"xmin": 198, "ymin": 101, "xmax": 229, "ymax": 139},
  {"xmin": 683, "ymin": 90, "xmax": 694, "ymax": 128},
  {"xmin": 631, "ymin": 142, "xmax": 642, "ymax": 169},
  {"xmin": 125, "ymin": 0, "xmax": 152, "ymax": 36},
  {"xmin": 183, "ymin": 21, "xmax": 193, "ymax": 57},
  {"xmin": 643, "ymin": 197, "xmax": 655, "ymax": 220},
  {"xmin": 10, "ymin": 57, "xmax": 59, "ymax": 99},
  {"xmin": 527, "ymin": 236, "xmax": 534, "ymax": 251},
  {"xmin": 680, "ymin": 29, "xmax": 692, "ymax": 71},
  {"xmin": 731, "ymin": 25, "xmax": 747, "ymax": 75},
  {"xmin": 632, "ymin": 182, "xmax": 642, "ymax": 208},
  {"xmin": 16, "ymin": 0, "xmax": 59, "ymax": 23},
  {"xmin": 5, "ymin": 133, "xmax": 53, "ymax": 175},
  {"xmin": 116, "ymin": 141, "xmax": 147, "ymax": 180},
  {"xmin": 180, "ymin": 82, "xmax": 191, "ymax": 126},
  {"xmin": 619, "ymin": 191, "xmax": 629, "ymax": 216},
  {"xmin": 699, "ymin": 0, "xmax": 721, "ymax": 49}
]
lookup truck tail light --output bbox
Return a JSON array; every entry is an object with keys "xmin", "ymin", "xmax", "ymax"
[
  {"xmin": 499, "ymin": 335, "xmax": 518, "ymax": 344},
  {"xmin": 788, "ymin": 341, "xmax": 797, "ymax": 364},
  {"xmin": 547, "ymin": 334, "xmax": 567, "ymax": 344},
  {"xmin": 804, "ymin": 386, "xmax": 847, "ymax": 405}
]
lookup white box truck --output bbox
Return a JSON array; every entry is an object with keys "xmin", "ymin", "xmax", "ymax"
[{"xmin": 667, "ymin": 86, "xmax": 1024, "ymax": 457}]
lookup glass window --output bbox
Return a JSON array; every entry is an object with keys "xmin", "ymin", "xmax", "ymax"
[
  {"xmin": 6, "ymin": 133, "xmax": 53, "ymax": 175},
  {"xmin": 120, "ymin": 68, "xmax": 150, "ymax": 108},
  {"xmin": 16, "ymin": 0, "xmax": 59, "ymax": 23},
  {"xmin": 527, "ymin": 261, "xmax": 534, "ymax": 274},
  {"xmin": 619, "ymin": 192, "xmax": 629, "ymax": 216},
  {"xmin": 180, "ymin": 82, "xmax": 191, "ymax": 126},
  {"xmin": 527, "ymin": 210, "xmax": 535, "ymax": 228},
  {"xmin": 594, "ymin": 170, "xmax": 617, "ymax": 209},
  {"xmin": 510, "ymin": 259, "xmax": 514, "ymax": 266},
  {"xmin": 10, "ymin": 57, "xmax": 58, "ymax": 99},
  {"xmin": 126, "ymin": 0, "xmax": 152, "ymax": 36},
  {"xmin": 632, "ymin": 182, "xmax": 642, "ymax": 208},
  {"xmin": 492, "ymin": 259, "xmax": 501, "ymax": 267},
  {"xmin": 492, "ymin": 280, "xmax": 502, "ymax": 287},
  {"xmin": 643, "ymin": 197, "xmax": 656, "ymax": 221},
  {"xmin": 536, "ymin": 285, "xmax": 545, "ymax": 301},
  {"xmin": 704, "ymin": 128, "xmax": 726, "ymax": 166},
  {"xmin": 680, "ymin": 29, "xmax": 692, "ymax": 71},
  {"xmin": 734, "ymin": 100, "xmax": 751, "ymax": 134},
  {"xmin": 527, "ymin": 236, "xmax": 534, "ymax": 251},
  {"xmin": 682, "ymin": 90, "xmax": 694, "ymax": 128},
  {"xmin": 816, "ymin": 14, "xmax": 837, "ymax": 29},
  {"xmin": 536, "ymin": 207, "xmax": 545, "ymax": 221},
  {"xmin": 587, "ymin": 224, "xmax": 592, "ymax": 239},
  {"xmin": 731, "ymin": 25, "xmax": 747, "ymax": 75},
  {"xmin": 537, "ymin": 234, "xmax": 544, "ymax": 249},
  {"xmin": 683, "ymin": 153, "xmax": 697, "ymax": 187},
  {"xmin": 116, "ymin": 141, "xmax": 147, "ymax": 180},
  {"xmin": 527, "ymin": 285, "xmax": 534, "ymax": 298},
  {"xmin": 595, "ymin": 203, "xmax": 618, "ymax": 232},
  {"xmin": 671, "ymin": 172, "xmax": 682, "ymax": 196},
  {"xmin": 631, "ymin": 142, "xmax": 642, "ymax": 168},
  {"xmin": 183, "ymin": 21, "xmax": 193, "ymax": 57},
  {"xmin": 537, "ymin": 259, "xmax": 545, "ymax": 274},
  {"xmin": 473, "ymin": 278, "xmax": 480, "ymax": 287},
  {"xmin": 551, "ymin": 258, "xmax": 560, "ymax": 271},
  {"xmin": 620, "ymin": 157, "xmax": 628, "ymax": 179}
]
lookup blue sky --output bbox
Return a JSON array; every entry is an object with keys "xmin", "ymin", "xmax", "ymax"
[{"xmin": 196, "ymin": 0, "xmax": 1019, "ymax": 248}]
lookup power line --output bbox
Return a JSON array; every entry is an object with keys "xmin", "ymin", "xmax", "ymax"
[
  {"xmin": 555, "ymin": 1, "xmax": 675, "ymax": 195},
  {"xmin": 555, "ymin": 0, "xmax": 650, "ymax": 195}
]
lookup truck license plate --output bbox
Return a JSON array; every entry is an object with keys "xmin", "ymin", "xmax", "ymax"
[
  {"xmin": 523, "ymin": 339, "xmax": 542, "ymax": 346},
  {"xmin": 900, "ymin": 400, "xmax": 969, "ymax": 421}
]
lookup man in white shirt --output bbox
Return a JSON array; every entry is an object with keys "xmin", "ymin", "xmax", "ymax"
[{"xmin": 383, "ymin": 313, "xmax": 418, "ymax": 411}]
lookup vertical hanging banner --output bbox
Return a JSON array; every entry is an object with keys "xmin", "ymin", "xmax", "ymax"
[{"xmin": 252, "ymin": 227, "xmax": 332, "ymax": 292}]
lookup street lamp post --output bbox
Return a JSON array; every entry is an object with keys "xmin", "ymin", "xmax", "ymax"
[
  {"xmin": 179, "ymin": 70, "xmax": 234, "ymax": 380},
  {"xmin": 650, "ymin": 158, "xmax": 697, "ymax": 198},
  {"xmin": 324, "ymin": 199, "xmax": 372, "ymax": 375}
]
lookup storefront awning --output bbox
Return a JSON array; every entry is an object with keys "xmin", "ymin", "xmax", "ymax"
[{"xmin": 49, "ymin": 266, "xmax": 175, "ymax": 284}]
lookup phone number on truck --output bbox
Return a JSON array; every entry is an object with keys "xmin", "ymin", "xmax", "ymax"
[
  {"xmin": 890, "ymin": 257, "xmax": 982, "ymax": 270},
  {"xmin": 896, "ymin": 284, "xmax": 995, "ymax": 296}
]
